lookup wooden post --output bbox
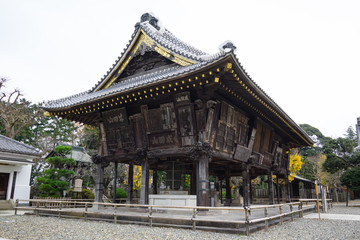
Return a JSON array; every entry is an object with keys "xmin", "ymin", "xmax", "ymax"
[
  {"xmin": 290, "ymin": 204, "xmax": 293, "ymax": 221},
  {"xmin": 249, "ymin": 176, "xmax": 253, "ymax": 204},
  {"xmin": 94, "ymin": 121, "xmax": 108, "ymax": 206},
  {"xmin": 15, "ymin": 199, "xmax": 18, "ymax": 215},
  {"xmin": 279, "ymin": 205, "xmax": 283, "ymax": 225},
  {"xmin": 268, "ymin": 171, "xmax": 274, "ymax": 205},
  {"xmin": 264, "ymin": 207, "xmax": 269, "ymax": 230},
  {"xmin": 153, "ymin": 169, "xmax": 158, "ymax": 194},
  {"xmin": 285, "ymin": 176, "xmax": 291, "ymax": 203},
  {"xmin": 95, "ymin": 163, "xmax": 105, "ymax": 204},
  {"xmin": 113, "ymin": 161, "xmax": 118, "ymax": 203},
  {"xmin": 190, "ymin": 163, "xmax": 197, "ymax": 195},
  {"xmin": 36, "ymin": 201, "xmax": 39, "ymax": 217},
  {"xmin": 84, "ymin": 203, "xmax": 88, "ymax": 221},
  {"xmin": 225, "ymin": 166, "xmax": 231, "ymax": 206},
  {"xmin": 245, "ymin": 207, "xmax": 250, "ymax": 236},
  {"xmin": 197, "ymin": 154, "xmax": 210, "ymax": 206},
  {"xmin": 315, "ymin": 181, "xmax": 321, "ymax": 220},
  {"xmin": 299, "ymin": 201, "xmax": 303, "ymax": 218},
  {"xmin": 114, "ymin": 204, "xmax": 117, "ymax": 224},
  {"xmin": 192, "ymin": 208, "xmax": 197, "ymax": 230},
  {"xmin": 140, "ymin": 158, "xmax": 149, "ymax": 205},
  {"xmin": 149, "ymin": 206, "xmax": 153, "ymax": 227},
  {"xmin": 242, "ymin": 164, "xmax": 250, "ymax": 207},
  {"xmin": 276, "ymin": 176, "xmax": 280, "ymax": 204},
  {"xmin": 127, "ymin": 163, "xmax": 133, "ymax": 204},
  {"xmin": 58, "ymin": 202, "xmax": 62, "ymax": 218}
]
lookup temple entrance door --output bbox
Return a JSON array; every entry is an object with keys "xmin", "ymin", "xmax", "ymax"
[{"xmin": 0, "ymin": 173, "xmax": 10, "ymax": 200}]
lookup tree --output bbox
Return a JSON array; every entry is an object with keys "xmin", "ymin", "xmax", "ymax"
[
  {"xmin": 36, "ymin": 145, "xmax": 76, "ymax": 197},
  {"xmin": 288, "ymin": 152, "xmax": 303, "ymax": 182},
  {"xmin": 79, "ymin": 125, "xmax": 99, "ymax": 154},
  {"xmin": 300, "ymin": 123, "xmax": 325, "ymax": 140},
  {"xmin": 273, "ymin": 149, "xmax": 303, "ymax": 184},
  {"xmin": 0, "ymin": 77, "xmax": 42, "ymax": 139},
  {"xmin": 322, "ymin": 127, "xmax": 360, "ymax": 192}
]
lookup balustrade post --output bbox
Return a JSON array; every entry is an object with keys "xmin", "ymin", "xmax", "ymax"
[
  {"xmin": 245, "ymin": 207, "xmax": 250, "ymax": 236},
  {"xmin": 36, "ymin": 201, "xmax": 39, "ymax": 217},
  {"xmin": 264, "ymin": 207, "xmax": 269, "ymax": 230},
  {"xmin": 114, "ymin": 205, "xmax": 117, "ymax": 224},
  {"xmin": 149, "ymin": 206, "xmax": 153, "ymax": 227},
  {"xmin": 58, "ymin": 202, "xmax": 62, "ymax": 218},
  {"xmin": 84, "ymin": 203, "xmax": 88, "ymax": 221},
  {"xmin": 14, "ymin": 199, "xmax": 19, "ymax": 215},
  {"xmin": 192, "ymin": 208, "xmax": 197, "ymax": 230}
]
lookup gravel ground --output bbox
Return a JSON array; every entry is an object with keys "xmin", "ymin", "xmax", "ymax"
[{"xmin": 0, "ymin": 205, "xmax": 359, "ymax": 240}]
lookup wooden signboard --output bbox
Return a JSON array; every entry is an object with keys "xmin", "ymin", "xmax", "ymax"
[{"xmin": 148, "ymin": 131, "xmax": 177, "ymax": 148}]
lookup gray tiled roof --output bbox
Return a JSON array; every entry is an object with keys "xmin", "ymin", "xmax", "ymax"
[
  {"xmin": 44, "ymin": 13, "xmax": 234, "ymax": 110},
  {"xmin": 89, "ymin": 13, "xmax": 226, "ymax": 93},
  {"xmin": 44, "ymin": 55, "xmax": 226, "ymax": 110},
  {"xmin": 0, "ymin": 134, "xmax": 41, "ymax": 156}
]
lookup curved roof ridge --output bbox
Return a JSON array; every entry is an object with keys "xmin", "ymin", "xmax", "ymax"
[
  {"xmin": 90, "ymin": 24, "xmax": 142, "ymax": 92},
  {"xmin": 140, "ymin": 21, "xmax": 209, "ymax": 59}
]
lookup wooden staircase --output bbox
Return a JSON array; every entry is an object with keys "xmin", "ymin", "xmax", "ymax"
[{"xmin": 0, "ymin": 200, "xmax": 14, "ymax": 210}]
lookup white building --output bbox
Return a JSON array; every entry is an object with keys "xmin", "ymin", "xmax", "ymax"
[{"xmin": 0, "ymin": 134, "xmax": 41, "ymax": 201}]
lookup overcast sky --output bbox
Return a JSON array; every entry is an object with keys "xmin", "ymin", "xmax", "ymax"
[{"xmin": 1, "ymin": 0, "xmax": 359, "ymax": 138}]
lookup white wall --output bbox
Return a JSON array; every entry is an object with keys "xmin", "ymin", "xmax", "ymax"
[{"xmin": 1, "ymin": 164, "xmax": 32, "ymax": 201}]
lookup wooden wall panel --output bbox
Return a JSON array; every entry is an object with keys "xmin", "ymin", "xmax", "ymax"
[{"xmin": 253, "ymin": 122, "xmax": 262, "ymax": 152}]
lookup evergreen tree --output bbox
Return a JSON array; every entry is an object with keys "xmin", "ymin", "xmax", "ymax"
[{"xmin": 36, "ymin": 145, "xmax": 76, "ymax": 197}]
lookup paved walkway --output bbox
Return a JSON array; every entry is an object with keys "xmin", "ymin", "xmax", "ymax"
[
  {"xmin": 304, "ymin": 213, "xmax": 360, "ymax": 221},
  {"xmin": 0, "ymin": 210, "xmax": 30, "ymax": 217}
]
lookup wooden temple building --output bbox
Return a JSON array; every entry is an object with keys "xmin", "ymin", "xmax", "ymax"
[{"xmin": 44, "ymin": 13, "xmax": 313, "ymax": 207}]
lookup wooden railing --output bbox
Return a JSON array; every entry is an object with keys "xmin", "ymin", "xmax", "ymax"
[{"xmin": 14, "ymin": 199, "xmax": 331, "ymax": 235}]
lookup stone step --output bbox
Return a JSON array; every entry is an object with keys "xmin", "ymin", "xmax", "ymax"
[{"xmin": 0, "ymin": 200, "xmax": 13, "ymax": 210}]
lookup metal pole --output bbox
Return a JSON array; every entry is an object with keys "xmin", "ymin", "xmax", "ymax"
[{"xmin": 113, "ymin": 161, "xmax": 118, "ymax": 203}]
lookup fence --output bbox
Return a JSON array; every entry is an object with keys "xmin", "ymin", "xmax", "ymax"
[{"xmin": 14, "ymin": 198, "xmax": 332, "ymax": 235}]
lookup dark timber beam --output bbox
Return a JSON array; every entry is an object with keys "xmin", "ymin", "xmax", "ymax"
[
  {"xmin": 225, "ymin": 166, "xmax": 231, "ymax": 206},
  {"xmin": 197, "ymin": 154, "xmax": 210, "ymax": 206},
  {"xmin": 242, "ymin": 163, "xmax": 250, "ymax": 207},
  {"xmin": 94, "ymin": 122, "xmax": 109, "ymax": 205},
  {"xmin": 140, "ymin": 158, "xmax": 149, "ymax": 205},
  {"xmin": 127, "ymin": 163, "xmax": 134, "ymax": 203},
  {"xmin": 268, "ymin": 170, "xmax": 275, "ymax": 205}
]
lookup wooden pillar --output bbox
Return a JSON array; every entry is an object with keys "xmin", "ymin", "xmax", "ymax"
[
  {"xmin": 225, "ymin": 167, "xmax": 231, "ymax": 206},
  {"xmin": 95, "ymin": 163, "xmax": 104, "ymax": 203},
  {"xmin": 140, "ymin": 158, "xmax": 149, "ymax": 205},
  {"xmin": 242, "ymin": 164, "xmax": 250, "ymax": 207},
  {"xmin": 249, "ymin": 176, "xmax": 253, "ymax": 204},
  {"xmin": 153, "ymin": 169, "xmax": 158, "ymax": 194},
  {"xmin": 285, "ymin": 175, "xmax": 291, "ymax": 203},
  {"xmin": 190, "ymin": 162, "xmax": 197, "ymax": 195},
  {"xmin": 268, "ymin": 171, "xmax": 274, "ymax": 205},
  {"xmin": 276, "ymin": 175, "xmax": 280, "ymax": 204},
  {"xmin": 127, "ymin": 163, "xmax": 133, "ymax": 204},
  {"xmin": 197, "ymin": 154, "xmax": 210, "ymax": 206},
  {"xmin": 94, "ymin": 122, "xmax": 108, "ymax": 205},
  {"xmin": 113, "ymin": 161, "xmax": 118, "ymax": 203}
]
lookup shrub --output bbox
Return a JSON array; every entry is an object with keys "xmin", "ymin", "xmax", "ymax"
[
  {"xmin": 82, "ymin": 189, "xmax": 95, "ymax": 199},
  {"xmin": 116, "ymin": 188, "xmax": 128, "ymax": 198}
]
